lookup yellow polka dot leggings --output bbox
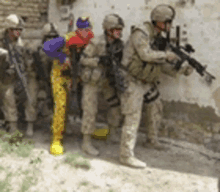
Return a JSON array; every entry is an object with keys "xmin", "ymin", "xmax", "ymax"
[{"xmin": 50, "ymin": 59, "xmax": 72, "ymax": 140}]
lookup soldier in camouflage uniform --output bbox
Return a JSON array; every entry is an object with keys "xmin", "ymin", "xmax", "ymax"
[
  {"xmin": 0, "ymin": 14, "xmax": 38, "ymax": 136},
  {"xmin": 119, "ymin": 4, "xmax": 194, "ymax": 168},
  {"xmin": 79, "ymin": 14, "xmax": 124, "ymax": 156},
  {"xmin": 34, "ymin": 23, "xmax": 59, "ymax": 119}
]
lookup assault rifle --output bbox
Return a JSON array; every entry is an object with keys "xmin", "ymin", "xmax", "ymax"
[
  {"xmin": 104, "ymin": 40, "xmax": 126, "ymax": 93},
  {"xmin": 70, "ymin": 47, "xmax": 84, "ymax": 118},
  {"xmin": 66, "ymin": 15, "xmax": 84, "ymax": 118},
  {"xmin": 153, "ymin": 27, "xmax": 216, "ymax": 84}
]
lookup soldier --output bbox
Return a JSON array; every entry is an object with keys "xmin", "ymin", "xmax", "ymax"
[
  {"xmin": 119, "ymin": 4, "xmax": 193, "ymax": 168},
  {"xmin": 34, "ymin": 23, "xmax": 59, "ymax": 119},
  {"xmin": 0, "ymin": 14, "xmax": 38, "ymax": 136},
  {"xmin": 43, "ymin": 17, "xmax": 94, "ymax": 156},
  {"xmin": 79, "ymin": 14, "xmax": 124, "ymax": 156}
]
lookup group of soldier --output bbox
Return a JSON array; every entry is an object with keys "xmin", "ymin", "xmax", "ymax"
[{"xmin": 0, "ymin": 4, "xmax": 194, "ymax": 169}]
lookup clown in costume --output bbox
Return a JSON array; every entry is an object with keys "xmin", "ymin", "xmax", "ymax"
[{"xmin": 43, "ymin": 17, "xmax": 94, "ymax": 156}]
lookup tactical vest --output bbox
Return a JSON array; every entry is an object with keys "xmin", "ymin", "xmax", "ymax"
[{"xmin": 122, "ymin": 22, "xmax": 161, "ymax": 83}]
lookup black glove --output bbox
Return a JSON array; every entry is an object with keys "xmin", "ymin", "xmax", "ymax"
[{"xmin": 98, "ymin": 56, "xmax": 111, "ymax": 67}]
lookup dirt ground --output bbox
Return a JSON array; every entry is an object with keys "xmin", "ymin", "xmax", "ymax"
[{"xmin": 0, "ymin": 117, "xmax": 220, "ymax": 192}]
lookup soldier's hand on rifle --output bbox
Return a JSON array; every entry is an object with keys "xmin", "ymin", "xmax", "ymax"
[
  {"xmin": 98, "ymin": 56, "xmax": 111, "ymax": 67},
  {"xmin": 60, "ymin": 57, "xmax": 71, "ymax": 70},
  {"xmin": 180, "ymin": 65, "xmax": 194, "ymax": 76},
  {"xmin": 178, "ymin": 62, "xmax": 194, "ymax": 76},
  {"xmin": 166, "ymin": 51, "xmax": 181, "ymax": 63}
]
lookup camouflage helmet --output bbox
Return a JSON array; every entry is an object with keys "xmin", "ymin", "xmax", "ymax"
[
  {"xmin": 102, "ymin": 14, "xmax": 124, "ymax": 30},
  {"xmin": 151, "ymin": 4, "xmax": 175, "ymax": 23},
  {"xmin": 42, "ymin": 22, "xmax": 59, "ymax": 37},
  {"xmin": 4, "ymin": 14, "xmax": 24, "ymax": 30}
]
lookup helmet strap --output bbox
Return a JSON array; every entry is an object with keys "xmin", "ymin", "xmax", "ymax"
[{"xmin": 152, "ymin": 20, "xmax": 170, "ymax": 33}]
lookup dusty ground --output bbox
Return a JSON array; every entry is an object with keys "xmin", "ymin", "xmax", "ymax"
[{"xmin": 0, "ymin": 117, "xmax": 219, "ymax": 192}]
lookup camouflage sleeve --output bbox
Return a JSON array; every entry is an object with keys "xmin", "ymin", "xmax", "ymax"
[
  {"xmin": 131, "ymin": 30, "xmax": 167, "ymax": 64},
  {"xmin": 0, "ymin": 48, "xmax": 8, "ymax": 68},
  {"xmin": 80, "ymin": 38, "xmax": 99, "ymax": 68}
]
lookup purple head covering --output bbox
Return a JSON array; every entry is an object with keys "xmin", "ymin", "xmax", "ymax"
[
  {"xmin": 76, "ymin": 17, "xmax": 90, "ymax": 28},
  {"xmin": 43, "ymin": 36, "xmax": 67, "ymax": 63}
]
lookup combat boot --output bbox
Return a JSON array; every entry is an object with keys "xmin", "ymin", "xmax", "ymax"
[
  {"xmin": 50, "ymin": 134, "xmax": 64, "ymax": 156},
  {"xmin": 120, "ymin": 156, "xmax": 147, "ymax": 168},
  {"xmin": 26, "ymin": 122, "xmax": 34, "ymax": 137},
  {"xmin": 82, "ymin": 134, "xmax": 99, "ymax": 156},
  {"xmin": 107, "ymin": 126, "xmax": 120, "ymax": 144},
  {"xmin": 8, "ymin": 122, "xmax": 18, "ymax": 133},
  {"xmin": 144, "ymin": 139, "xmax": 168, "ymax": 151}
]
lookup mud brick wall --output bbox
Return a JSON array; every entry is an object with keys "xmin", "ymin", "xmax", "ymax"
[{"xmin": 0, "ymin": 0, "xmax": 49, "ymax": 29}]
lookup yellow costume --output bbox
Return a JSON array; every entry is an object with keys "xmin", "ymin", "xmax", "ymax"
[
  {"xmin": 49, "ymin": 30, "xmax": 94, "ymax": 155},
  {"xmin": 50, "ymin": 59, "xmax": 72, "ymax": 155}
]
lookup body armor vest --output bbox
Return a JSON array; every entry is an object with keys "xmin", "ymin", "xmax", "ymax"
[{"xmin": 121, "ymin": 22, "xmax": 161, "ymax": 83}]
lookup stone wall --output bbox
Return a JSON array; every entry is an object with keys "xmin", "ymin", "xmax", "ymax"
[
  {"xmin": 0, "ymin": 0, "xmax": 48, "ymax": 29},
  {"xmin": 0, "ymin": 0, "xmax": 49, "ymax": 48}
]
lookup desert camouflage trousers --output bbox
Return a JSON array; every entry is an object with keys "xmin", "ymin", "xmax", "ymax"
[
  {"xmin": 0, "ymin": 71, "xmax": 38, "ymax": 122},
  {"xmin": 143, "ymin": 98, "xmax": 163, "ymax": 143},
  {"xmin": 37, "ymin": 80, "xmax": 53, "ymax": 117},
  {"xmin": 50, "ymin": 61, "xmax": 72, "ymax": 139},
  {"xmin": 81, "ymin": 78, "xmax": 122, "ymax": 134},
  {"xmin": 37, "ymin": 51, "xmax": 53, "ymax": 117},
  {"xmin": 120, "ymin": 76, "xmax": 163, "ymax": 158}
]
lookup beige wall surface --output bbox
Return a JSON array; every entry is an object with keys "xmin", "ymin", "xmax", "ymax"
[{"xmin": 48, "ymin": 0, "xmax": 220, "ymax": 121}]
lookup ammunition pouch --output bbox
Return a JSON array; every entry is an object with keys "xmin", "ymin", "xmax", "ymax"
[{"xmin": 127, "ymin": 57, "xmax": 161, "ymax": 84}]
